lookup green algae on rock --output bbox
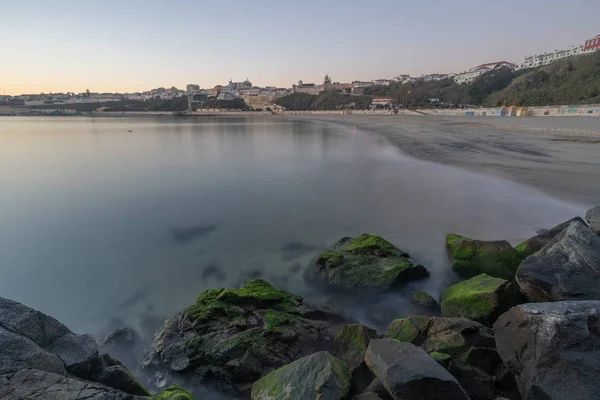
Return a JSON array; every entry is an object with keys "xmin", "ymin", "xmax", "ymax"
[
  {"xmin": 250, "ymin": 351, "xmax": 350, "ymax": 400},
  {"xmin": 440, "ymin": 274, "xmax": 524, "ymax": 326},
  {"xmin": 152, "ymin": 385, "xmax": 196, "ymax": 400},
  {"xmin": 411, "ymin": 291, "xmax": 440, "ymax": 312},
  {"xmin": 333, "ymin": 324, "xmax": 378, "ymax": 371},
  {"xmin": 141, "ymin": 280, "xmax": 343, "ymax": 396},
  {"xmin": 446, "ymin": 234, "xmax": 521, "ymax": 280},
  {"xmin": 384, "ymin": 316, "xmax": 506, "ymax": 399},
  {"xmin": 313, "ymin": 234, "xmax": 429, "ymax": 293}
]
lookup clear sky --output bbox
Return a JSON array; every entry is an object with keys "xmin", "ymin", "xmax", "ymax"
[{"xmin": 1, "ymin": 0, "xmax": 599, "ymax": 95}]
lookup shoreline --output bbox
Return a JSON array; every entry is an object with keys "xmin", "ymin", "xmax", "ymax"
[{"xmin": 284, "ymin": 114, "xmax": 600, "ymax": 205}]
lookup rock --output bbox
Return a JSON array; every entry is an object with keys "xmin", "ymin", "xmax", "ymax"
[
  {"xmin": 0, "ymin": 296, "xmax": 149, "ymax": 399},
  {"xmin": 516, "ymin": 220, "xmax": 600, "ymax": 301},
  {"xmin": 312, "ymin": 234, "xmax": 429, "ymax": 293},
  {"xmin": 430, "ymin": 352, "xmax": 452, "ymax": 368},
  {"xmin": 333, "ymin": 324, "xmax": 378, "ymax": 371},
  {"xmin": 494, "ymin": 301, "xmax": 600, "ymax": 400},
  {"xmin": 0, "ymin": 369, "xmax": 148, "ymax": 400},
  {"xmin": 140, "ymin": 279, "xmax": 344, "ymax": 395},
  {"xmin": 152, "ymin": 385, "xmax": 196, "ymax": 399},
  {"xmin": 250, "ymin": 351, "xmax": 350, "ymax": 400},
  {"xmin": 515, "ymin": 217, "xmax": 586, "ymax": 258},
  {"xmin": 585, "ymin": 205, "xmax": 600, "ymax": 235},
  {"xmin": 364, "ymin": 339, "xmax": 469, "ymax": 400},
  {"xmin": 411, "ymin": 291, "xmax": 440, "ymax": 313},
  {"xmin": 100, "ymin": 326, "xmax": 143, "ymax": 369},
  {"xmin": 385, "ymin": 316, "xmax": 508, "ymax": 399},
  {"xmin": 446, "ymin": 234, "xmax": 521, "ymax": 280},
  {"xmin": 440, "ymin": 274, "xmax": 525, "ymax": 326},
  {"xmin": 353, "ymin": 392, "xmax": 384, "ymax": 400}
]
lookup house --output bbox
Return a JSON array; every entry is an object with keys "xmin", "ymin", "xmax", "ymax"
[
  {"xmin": 371, "ymin": 97, "xmax": 395, "ymax": 108},
  {"xmin": 322, "ymin": 83, "xmax": 353, "ymax": 92},
  {"xmin": 454, "ymin": 61, "xmax": 516, "ymax": 84},
  {"xmin": 393, "ymin": 74, "xmax": 414, "ymax": 83},
  {"xmin": 584, "ymin": 34, "xmax": 600, "ymax": 52},
  {"xmin": 292, "ymin": 81, "xmax": 322, "ymax": 95}
]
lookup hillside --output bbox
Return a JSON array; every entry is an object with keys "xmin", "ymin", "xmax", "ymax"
[
  {"xmin": 277, "ymin": 51, "xmax": 600, "ymax": 110},
  {"xmin": 276, "ymin": 92, "xmax": 373, "ymax": 110},
  {"xmin": 488, "ymin": 51, "xmax": 600, "ymax": 106}
]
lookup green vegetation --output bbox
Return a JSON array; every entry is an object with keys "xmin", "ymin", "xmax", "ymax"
[
  {"xmin": 441, "ymin": 274, "xmax": 524, "ymax": 325},
  {"xmin": 316, "ymin": 250, "xmax": 344, "ymax": 268},
  {"xmin": 315, "ymin": 234, "xmax": 429, "ymax": 292},
  {"xmin": 489, "ymin": 51, "xmax": 600, "ymax": 106},
  {"xmin": 275, "ymin": 92, "xmax": 373, "ymax": 110},
  {"xmin": 411, "ymin": 291, "xmax": 439, "ymax": 309},
  {"xmin": 446, "ymin": 234, "xmax": 521, "ymax": 280},
  {"xmin": 186, "ymin": 279, "xmax": 302, "ymax": 323},
  {"xmin": 152, "ymin": 385, "xmax": 196, "ymax": 400},
  {"xmin": 430, "ymin": 352, "xmax": 451, "ymax": 362},
  {"xmin": 365, "ymin": 51, "xmax": 600, "ymax": 108},
  {"xmin": 384, "ymin": 316, "xmax": 432, "ymax": 344},
  {"xmin": 342, "ymin": 234, "xmax": 401, "ymax": 257},
  {"xmin": 250, "ymin": 352, "xmax": 350, "ymax": 400}
]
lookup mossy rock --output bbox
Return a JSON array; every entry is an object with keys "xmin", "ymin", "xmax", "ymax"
[
  {"xmin": 385, "ymin": 316, "xmax": 495, "ymax": 361},
  {"xmin": 141, "ymin": 280, "xmax": 342, "ymax": 396},
  {"xmin": 411, "ymin": 291, "xmax": 440, "ymax": 312},
  {"xmin": 250, "ymin": 351, "xmax": 350, "ymax": 400},
  {"xmin": 313, "ymin": 234, "xmax": 429, "ymax": 293},
  {"xmin": 446, "ymin": 234, "xmax": 521, "ymax": 280},
  {"xmin": 152, "ymin": 385, "xmax": 196, "ymax": 400},
  {"xmin": 384, "ymin": 316, "xmax": 432, "ymax": 345},
  {"xmin": 333, "ymin": 324, "xmax": 378, "ymax": 371},
  {"xmin": 440, "ymin": 274, "xmax": 525, "ymax": 326}
]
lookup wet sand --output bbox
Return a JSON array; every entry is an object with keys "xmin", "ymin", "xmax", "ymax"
[{"xmin": 289, "ymin": 114, "xmax": 600, "ymax": 205}]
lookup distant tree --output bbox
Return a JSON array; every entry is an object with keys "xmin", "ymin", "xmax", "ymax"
[
  {"xmin": 85, "ymin": 89, "xmax": 90, "ymax": 97},
  {"xmin": 323, "ymin": 75, "xmax": 332, "ymax": 85}
]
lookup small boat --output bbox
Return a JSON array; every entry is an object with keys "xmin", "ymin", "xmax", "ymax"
[{"xmin": 127, "ymin": 129, "xmax": 133, "ymax": 133}]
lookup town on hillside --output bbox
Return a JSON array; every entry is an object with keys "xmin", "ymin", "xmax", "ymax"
[{"xmin": 1, "ymin": 32, "xmax": 599, "ymax": 114}]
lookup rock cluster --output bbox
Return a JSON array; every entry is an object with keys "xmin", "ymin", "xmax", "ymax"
[{"xmin": 2, "ymin": 205, "xmax": 599, "ymax": 400}]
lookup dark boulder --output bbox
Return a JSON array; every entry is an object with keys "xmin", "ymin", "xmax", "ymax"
[
  {"xmin": 515, "ymin": 217, "xmax": 586, "ymax": 258},
  {"xmin": 364, "ymin": 339, "xmax": 469, "ymax": 399},
  {"xmin": 585, "ymin": 206, "xmax": 600, "ymax": 235},
  {"xmin": 411, "ymin": 291, "xmax": 440, "ymax": 314},
  {"xmin": 494, "ymin": 301, "xmax": 600, "ymax": 400},
  {"xmin": 516, "ymin": 220, "xmax": 600, "ymax": 301},
  {"xmin": 0, "ymin": 296, "xmax": 148, "ymax": 399},
  {"xmin": 446, "ymin": 234, "xmax": 521, "ymax": 280},
  {"xmin": 311, "ymin": 234, "xmax": 429, "ymax": 293},
  {"xmin": 333, "ymin": 324, "xmax": 378, "ymax": 372},
  {"xmin": 384, "ymin": 316, "xmax": 513, "ymax": 400},
  {"xmin": 140, "ymin": 279, "xmax": 344, "ymax": 396}
]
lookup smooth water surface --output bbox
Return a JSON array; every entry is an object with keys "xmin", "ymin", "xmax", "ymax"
[{"xmin": 0, "ymin": 116, "xmax": 585, "ymax": 334}]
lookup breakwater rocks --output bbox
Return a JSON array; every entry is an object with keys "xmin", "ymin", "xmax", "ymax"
[{"xmin": 1, "ymin": 205, "xmax": 599, "ymax": 399}]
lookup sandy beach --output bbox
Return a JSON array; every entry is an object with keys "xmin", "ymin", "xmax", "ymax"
[{"xmin": 287, "ymin": 114, "xmax": 600, "ymax": 205}]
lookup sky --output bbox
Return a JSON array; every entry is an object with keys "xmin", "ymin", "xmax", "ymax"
[{"xmin": 1, "ymin": 0, "xmax": 599, "ymax": 95}]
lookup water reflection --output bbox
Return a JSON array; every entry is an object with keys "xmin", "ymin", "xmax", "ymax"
[{"xmin": 0, "ymin": 116, "xmax": 585, "ymax": 336}]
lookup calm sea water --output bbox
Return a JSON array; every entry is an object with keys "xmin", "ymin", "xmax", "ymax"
[{"xmin": 0, "ymin": 116, "xmax": 585, "ymax": 335}]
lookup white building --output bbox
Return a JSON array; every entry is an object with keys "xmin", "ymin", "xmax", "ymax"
[
  {"xmin": 419, "ymin": 73, "xmax": 454, "ymax": 82},
  {"xmin": 454, "ymin": 61, "xmax": 516, "ymax": 84},
  {"xmin": 392, "ymin": 74, "xmax": 415, "ymax": 83},
  {"xmin": 517, "ymin": 44, "xmax": 591, "ymax": 70}
]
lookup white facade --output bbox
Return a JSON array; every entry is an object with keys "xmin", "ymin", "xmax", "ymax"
[
  {"xmin": 454, "ymin": 62, "xmax": 516, "ymax": 84},
  {"xmin": 517, "ymin": 44, "xmax": 593, "ymax": 70}
]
